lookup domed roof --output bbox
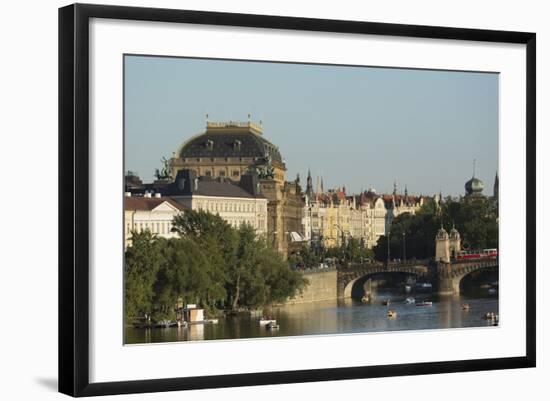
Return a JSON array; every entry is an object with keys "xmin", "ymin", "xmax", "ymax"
[
  {"xmin": 436, "ymin": 227, "xmax": 449, "ymax": 240},
  {"xmin": 465, "ymin": 176, "xmax": 484, "ymax": 196},
  {"xmin": 449, "ymin": 227, "xmax": 460, "ymax": 240},
  {"xmin": 177, "ymin": 121, "xmax": 283, "ymax": 164}
]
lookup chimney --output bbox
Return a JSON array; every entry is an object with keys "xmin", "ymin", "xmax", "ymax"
[
  {"xmin": 239, "ymin": 171, "xmax": 261, "ymax": 196},
  {"xmin": 144, "ymin": 192, "xmax": 152, "ymax": 198},
  {"xmin": 154, "ymin": 193, "xmax": 161, "ymax": 198},
  {"xmin": 173, "ymin": 169, "xmax": 197, "ymax": 194},
  {"xmin": 124, "ymin": 192, "xmax": 131, "ymax": 197}
]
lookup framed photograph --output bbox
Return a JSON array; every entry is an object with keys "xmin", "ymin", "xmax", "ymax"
[{"xmin": 59, "ymin": 3, "xmax": 536, "ymax": 397}]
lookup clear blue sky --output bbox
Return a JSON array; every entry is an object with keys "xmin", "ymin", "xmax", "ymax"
[{"xmin": 124, "ymin": 55, "xmax": 499, "ymax": 197}]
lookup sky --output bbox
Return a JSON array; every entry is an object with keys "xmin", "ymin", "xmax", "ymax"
[{"xmin": 124, "ymin": 55, "xmax": 499, "ymax": 197}]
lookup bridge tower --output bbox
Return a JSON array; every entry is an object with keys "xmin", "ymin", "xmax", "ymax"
[
  {"xmin": 449, "ymin": 225, "xmax": 461, "ymax": 259},
  {"xmin": 435, "ymin": 226, "xmax": 450, "ymax": 263}
]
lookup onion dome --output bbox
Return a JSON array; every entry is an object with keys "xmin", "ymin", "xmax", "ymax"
[
  {"xmin": 465, "ymin": 176, "xmax": 484, "ymax": 196},
  {"xmin": 436, "ymin": 226, "xmax": 449, "ymax": 240},
  {"xmin": 449, "ymin": 226, "xmax": 460, "ymax": 240}
]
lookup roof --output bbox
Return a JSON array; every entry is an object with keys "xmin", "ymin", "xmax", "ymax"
[
  {"xmin": 168, "ymin": 175, "xmax": 266, "ymax": 200},
  {"xmin": 124, "ymin": 197, "xmax": 186, "ymax": 211},
  {"xmin": 177, "ymin": 122, "xmax": 283, "ymax": 164}
]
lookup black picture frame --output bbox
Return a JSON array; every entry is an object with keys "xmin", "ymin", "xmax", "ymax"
[{"xmin": 59, "ymin": 3, "xmax": 536, "ymax": 397}]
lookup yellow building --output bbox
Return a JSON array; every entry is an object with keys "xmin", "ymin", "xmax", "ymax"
[
  {"xmin": 169, "ymin": 120, "xmax": 305, "ymax": 258},
  {"xmin": 170, "ymin": 120, "xmax": 286, "ymax": 184}
]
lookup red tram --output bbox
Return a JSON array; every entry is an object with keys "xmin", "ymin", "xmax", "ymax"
[{"xmin": 455, "ymin": 248, "xmax": 498, "ymax": 260}]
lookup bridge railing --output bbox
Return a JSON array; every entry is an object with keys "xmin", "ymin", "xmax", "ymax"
[{"xmin": 340, "ymin": 259, "xmax": 431, "ymax": 271}]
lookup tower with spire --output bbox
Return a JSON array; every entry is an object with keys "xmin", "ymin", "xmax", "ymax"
[
  {"xmin": 493, "ymin": 171, "xmax": 499, "ymax": 199},
  {"xmin": 465, "ymin": 158, "xmax": 485, "ymax": 197},
  {"xmin": 306, "ymin": 169, "xmax": 313, "ymax": 197}
]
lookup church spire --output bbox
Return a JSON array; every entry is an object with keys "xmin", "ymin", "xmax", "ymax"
[
  {"xmin": 493, "ymin": 170, "xmax": 499, "ymax": 199},
  {"xmin": 306, "ymin": 169, "xmax": 313, "ymax": 196}
]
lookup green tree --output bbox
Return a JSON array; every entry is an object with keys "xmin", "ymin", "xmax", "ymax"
[
  {"xmin": 373, "ymin": 197, "xmax": 499, "ymax": 261},
  {"xmin": 124, "ymin": 230, "xmax": 164, "ymax": 323}
]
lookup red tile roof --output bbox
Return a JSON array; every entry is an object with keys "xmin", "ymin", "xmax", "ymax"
[{"xmin": 124, "ymin": 196, "xmax": 185, "ymax": 211}]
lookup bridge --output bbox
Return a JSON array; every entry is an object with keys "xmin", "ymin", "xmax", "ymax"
[{"xmin": 337, "ymin": 257, "xmax": 498, "ymax": 298}]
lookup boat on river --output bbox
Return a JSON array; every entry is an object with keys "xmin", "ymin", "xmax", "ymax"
[
  {"xmin": 416, "ymin": 301, "xmax": 433, "ymax": 307},
  {"xmin": 259, "ymin": 318, "xmax": 276, "ymax": 326},
  {"xmin": 405, "ymin": 297, "xmax": 415, "ymax": 304},
  {"xmin": 387, "ymin": 310, "xmax": 397, "ymax": 318},
  {"xmin": 483, "ymin": 312, "xmax": 499, "ymax": 321},
  {"xmin": 153, "ymin": 320, "xmax": 172, "ymax": 328},
  {"xmin": 266, "ymin": 322, "xmax": 280, "ymax": 330},
  {"xmin": 382, "ymin": 299, "xmax": 391, "ymax": 306},
  {"xmin": 461, "ymin": 303, "xmax": 471, "ymax": 311}
]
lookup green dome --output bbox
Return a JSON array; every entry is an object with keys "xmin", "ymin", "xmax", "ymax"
[{"xmin": 465, "ymin": 177, "xmax": 484, "ymax": 196}]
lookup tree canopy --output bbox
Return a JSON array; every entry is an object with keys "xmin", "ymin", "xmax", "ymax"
[
  {"xmin": 373, "ymin": 197, "xmax": 498, "ymax": 262},
  {"xmin": 124, "ymin": 209, "xmax": 306, "ymax": 323}
]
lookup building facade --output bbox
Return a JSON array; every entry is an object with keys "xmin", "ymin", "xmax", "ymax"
[
  {"xmin": 124, "ymin": 194, "xmax": 185, "ymax": 247},
  {"xmin": 304, "ymin": 176, "xmax": 426, "ymax": 250},
  {"xmin": 165, "ymin": 169, "xmax": 268, "ymax": 235},
  {"xmin": 170, "ymin": 120, "xmax": 286, "ymax": 184},
  {"xmin": 169, "ymin": 120, "xmax": 305, "ymax": 258}
]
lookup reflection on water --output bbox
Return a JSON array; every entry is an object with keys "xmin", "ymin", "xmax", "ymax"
[{"xmin": 125, "ymin": 289, "xmax": 498, "ymax": 344}]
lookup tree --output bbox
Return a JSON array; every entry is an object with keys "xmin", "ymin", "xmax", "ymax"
[
  {"xmin": 124, "ymin": 230, "xmax": 164, "ymax": 323},
  {"xmin": 373, "ymin": 197, "xmax": 499, "ymax": 261}
]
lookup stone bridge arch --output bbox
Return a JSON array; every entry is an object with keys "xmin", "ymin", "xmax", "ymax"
[
  {"xmin": 439, "ymin": 259, "xmax": 499, "ymax": 294},
  {"xmin": 338, "ymin": 263, "xmax": 430, "ymax": 299}
]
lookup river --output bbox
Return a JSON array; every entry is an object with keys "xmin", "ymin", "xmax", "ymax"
[{"xmin": 125, "ymin": 288, "xmax": 499, "ymax": 344}]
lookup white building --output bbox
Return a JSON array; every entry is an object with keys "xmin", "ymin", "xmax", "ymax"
[
  {"xmin": 167, "ymin": 170, "xmax": 268, "ymax": 236},
  {"xmin": 124, "ymin": 193, "xmax": 185, "ymax": 247}
]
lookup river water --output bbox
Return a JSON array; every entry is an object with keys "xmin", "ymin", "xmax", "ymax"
[{"xmin": 125, "ymin": 289, "xmax": 499, "ymax": 344}]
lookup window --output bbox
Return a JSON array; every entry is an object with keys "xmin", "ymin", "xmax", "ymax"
[
  {"xmin": 219, "ymin": 170, "xmax": 226, "ymax": 177},
  {"xmin": 232, "ymin": 170, "xmax": 240, "ymax": 177},
  {"xmin": 205, "ymin": 170, "xmax": 212, "ymax": 177}
]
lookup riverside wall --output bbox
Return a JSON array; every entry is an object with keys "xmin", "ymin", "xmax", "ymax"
[{"xmin": 286, "ymin": 269, "xmax": 338, "ymax": 304}]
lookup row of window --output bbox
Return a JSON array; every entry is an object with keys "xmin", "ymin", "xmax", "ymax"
[
  {"xmin": 182, "ymin": 157, "xmax": 257, "ymax": 163},
  {"xmin": 227, "ymin": 217, "xmax": 267, "ymax": 230},
  {"xmin": 126, "ymin": 221, "xmax": 173, "ymax": 235},
  {"xmin": 203, "ymin": 170, "xmax": 241, "ymax": 177},
  {"xmin": 196, "ymin": 201, "xmax": 266, "ymax": 213}
]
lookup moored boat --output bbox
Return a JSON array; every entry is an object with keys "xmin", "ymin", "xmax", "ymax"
[
  {"xmin": 405, "ymin": 297, "xmax": 415, "ymax": 304},
  {"xmin": 266, "ymin": 322, "xmax": 280, "ymax": 330},
  {"xmin": 416, "ymin": 301, "xmax": 433, "ymax": 307},
  {"xmin": 387, "ymin": 310, "xmax": 397, "ymax": 318}
]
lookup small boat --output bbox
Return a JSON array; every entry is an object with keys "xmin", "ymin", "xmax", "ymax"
[
  {"xmin": 204, "ymin": 318, "xmax": 219, "ymax": 324},
  {"xmin": 387, "ymin": 310, "xmax": 397, "ymax": 318},
  {"xmin": 461, "ymin": 303, "xmax": 471, "ymax": 311},
  {"xmin": 259, "ymin": 318, "xmax": 276, "ymax": 326},
  {"xmin": 405, "ymin": 297, "xmax": 415, "ymax": 304},
  {"xmin": 382, "ymin": 299, "xmax": 391, "ymax": 306},
  {"xmin": 361, "ymin": 294, "xmax": 371, "ymax": 303},
  {"xmin": 416, "ymin": 301, "xmax": 433, "ymax": 307},
  {"xmin": 404, "ymin": 285, "xmax": 412, "ymax": 293},
  {"xmin": 266, "ymin": 322, "xmax": 280, "ymax": 330},
  {"xmin": 488, "ymin": 288, "xmax": 497, "ymax": 295},
  {"xmin": 483, "ymin": 312, "xmax": 499, "ymax": 320},
  {"xmin": 480, "ymin": 284, "xmax": 491, "ymax": 289},
  {"xmin": 417, "ymin": 282, "xmax": 432, "ymax": 289},
  {"xmin": 153, "ymin": 320, "xmax": 172, "ymax": 328}
]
